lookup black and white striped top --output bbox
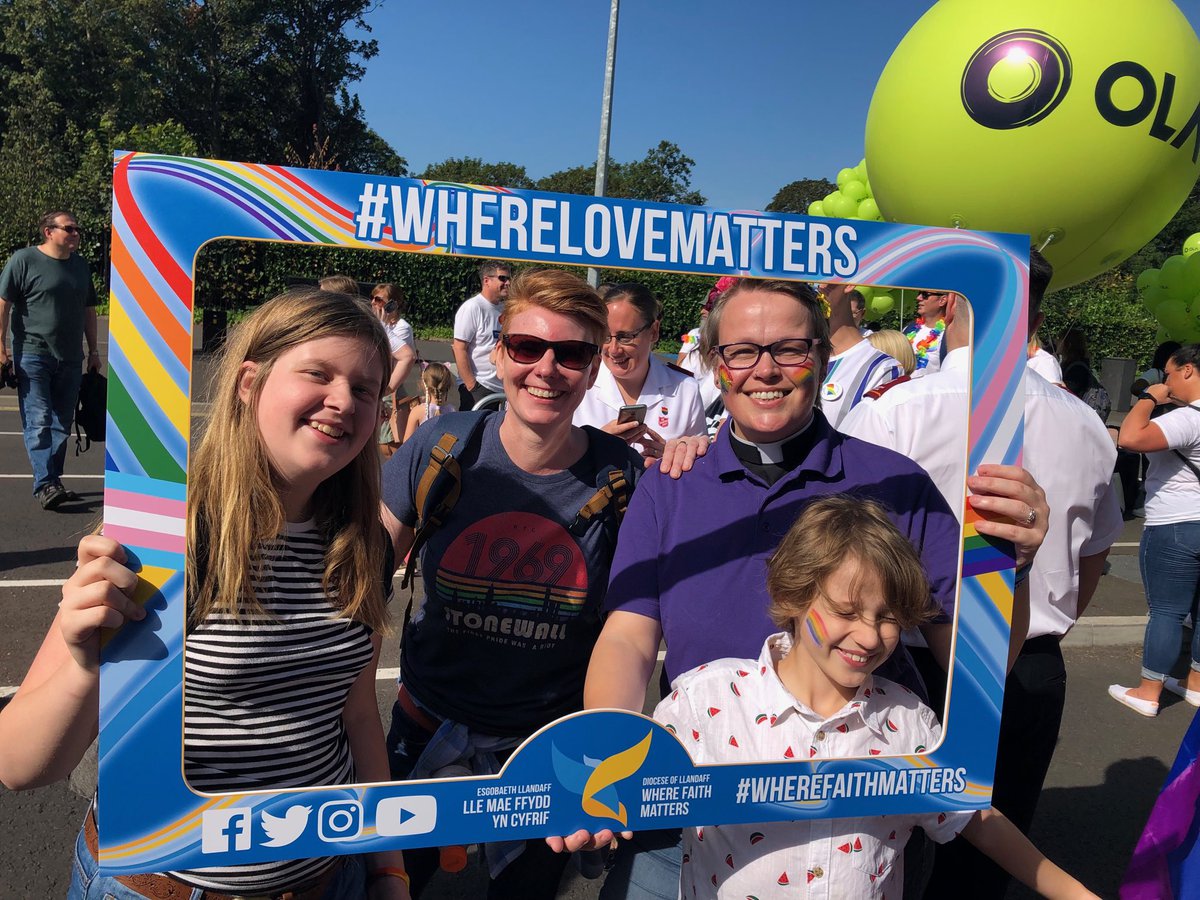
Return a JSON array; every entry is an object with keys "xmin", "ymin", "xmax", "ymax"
[{"xmin": 172, "ymin": 520, "xmax": 378, "ymax": 892}]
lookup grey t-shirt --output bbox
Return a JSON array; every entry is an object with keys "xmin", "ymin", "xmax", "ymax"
[
  {"xmin": 0, "ymin": 246, "xmax": 97, "ymax": 361},
  {"xmin": 382, "ymin": 412, "xmax": 641, "ymax": 736}
]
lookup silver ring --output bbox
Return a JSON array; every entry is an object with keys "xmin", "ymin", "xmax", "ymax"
[{"xmin": 1022, "ymin": 506, "xmax": 1037, "ymax": 527}]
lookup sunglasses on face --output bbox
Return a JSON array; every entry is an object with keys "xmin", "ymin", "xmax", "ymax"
[
  {"xmin": 916, "ymin": 290, "xmax": 948, "ymax": 299},
  {"xmin": 492, "ymin": 274, "xmax": 512, "ymax": 283},
  {"xmin": 51, "ymin": 225, "xmax": 82, "ymax": 235},
  {"xmin": 500, "ymin": 333, "xmax": 599, "ymax": 370}
]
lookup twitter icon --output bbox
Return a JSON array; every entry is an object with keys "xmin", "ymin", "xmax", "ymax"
[{"xmin": 261, "ymin": 805, "xmax": 312, "ymax": 847}]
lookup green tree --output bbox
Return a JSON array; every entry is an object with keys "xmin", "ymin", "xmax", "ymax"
[
  {"xmin": 766, "ymin": 178, "xmax": 835, "ymax": 214},
  {"xmin": 420, "ymin": 157, "xmax": 534, "ymax": 189},
  {"xmin": 537, "ymin": 141, "xmax": 706, "ymax": 205}
]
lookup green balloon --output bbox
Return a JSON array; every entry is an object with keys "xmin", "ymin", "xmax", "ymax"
[
  {"xmin": 857, "ymin": 285, "xmax": 875, "ymax": 300},
  {"xmin": 1136, "ymin": 268, "xmax": 1160, "ymax": 293},
  {"xmin": 1184, "ymin": 233, "xmax": 1200, "ymax": 256},
  {"xmin": 1156, "ymin": 298, "xmax": 1191, "ymax": 334},
  {"xmin": 855, "ymin": 159, "xmax": 869, "ymax": 183},
  {"xmin": 836, "ymin": 167, "xmax": 857, "ymax": 189},
  {"xmin": 1156, "ymin": 325, "xmax": 1171, "ymax": 343},
  {"xmin": 1182, "ymin": 252, "xmax": 1200, "ymax": 296},
  {"xmin": 864, "ymin": 0, "xmax": 1200, "ymax": 291},
  {"xmin": 826, "ymin": 191, "xmax": 858, "ymax": 218},
  {"xmin": 841, "ymin": 180, "xmax": 869, "ymax": 203},
  {"xmin": 1159, "ymin": 255, "xmax": 1190, "ymax": 300},
  {"xmin": 808, "ymin": 200, "xmax": 827, "ymax": 217},
  {"xmin": 858, "ymin": 198, "xmax": 882, "ymax": 220},
  {"xmin": 869, "ymin": 292, "xmax": 895, "ymax": 316},
  {"xmin": 1141, "ymin": 284, "xmax": 1168, "ymax": 313}
]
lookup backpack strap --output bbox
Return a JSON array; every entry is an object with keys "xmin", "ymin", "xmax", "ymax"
[
  {"xmin": 401, "ymin": 410, "xmax": 494, "ymax": 592},
  {"xmin": 569, "ymin": 430, "xmax": 637, "ymax": 542}
]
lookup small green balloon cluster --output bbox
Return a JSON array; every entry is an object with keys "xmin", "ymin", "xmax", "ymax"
[
  {"xmin": 808, "ymin": 159, "xmax": 884, "ymax": 222},
  {"xmin": 854, "ymin": 284, "xmax": 897, "ymax": 319},
  {"xmin": 1136, "ymin": 233, "xmax": 1200, "ymax": 343}
]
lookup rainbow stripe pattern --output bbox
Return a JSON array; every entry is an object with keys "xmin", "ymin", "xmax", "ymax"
[{"xmin": 99, "ymin": 152, "xmax": 1028, "ymax": 873}]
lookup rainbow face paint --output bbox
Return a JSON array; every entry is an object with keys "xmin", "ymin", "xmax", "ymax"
[
  {"xmin": 805, "ymin": 609, "xmax": 829, "ymax": 647},
  {"xmin": 787, "ymin": 362, "xmax": 815, "ymax": 388},
  {"xmin": 716, "ymin": 363, "xmax": 734, "ymax": 393}
]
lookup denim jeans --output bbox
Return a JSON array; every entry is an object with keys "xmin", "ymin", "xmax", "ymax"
[
  {"xmin": 1140, "ymin": 521, "xmax": 1200, "ymax": 680},
  {"xmin": 67, "ymin": 821, "xmax": 367, "ymax": 899},
  {"xmin": 598, "ymin": 830, "xmax": 683, "ymax": 900},
  {"xmin": 15, "ymin": 350, "xmax": 82, "ymax": 494}
]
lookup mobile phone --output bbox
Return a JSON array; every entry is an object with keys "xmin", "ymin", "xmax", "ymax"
[{"xmin": 617, "ymin": 403, "xmax": 647, "ymax": 426}]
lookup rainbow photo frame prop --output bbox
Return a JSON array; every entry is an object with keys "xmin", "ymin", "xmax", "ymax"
[{"xmin": 99, "ymin": 151, "xmax": 1027, "ymax": 872}]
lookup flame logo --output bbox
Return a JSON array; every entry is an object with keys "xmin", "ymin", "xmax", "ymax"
[{"xmin": 551, "ymin": 731, "xmax": 653, "ymax": 827}]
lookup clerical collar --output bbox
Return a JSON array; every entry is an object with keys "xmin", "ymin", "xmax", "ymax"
[{"xmin": 729, "ymin": 417, "xmax": 814, "ymax": 465}]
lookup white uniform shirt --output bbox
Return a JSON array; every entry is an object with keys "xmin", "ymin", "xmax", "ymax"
[
  {"xmin": 654, "ymin": 633, "xmax": 971, "ymax": 900},
  {"xmin": 1144, "ymin": 402, "xmax": 1200, "ymax": 526},
  {"xmin": 453, "ymin": 293, "xmax": 503, "ymax": 391},
  {"xmin": 1027, "ymin": 347, "xmax": 1062, "ymax": 384},
  {"xmin": 821, "ymin": 340, "xmax": 902, "ymax": 430},
  {"xmin": 841, "ymin": 348, "xmax": 1122, "ymax": 638},
  {"xmin": 385, "ymin": 318, "xmax": 415, "ymax": 355},
  {"xmin": 678, "ymin": 329, "xmax": 723, "ymax": 416},
  {"xmin": 573, "ymin": 355, "xmax": 707, "ymax": 453}
]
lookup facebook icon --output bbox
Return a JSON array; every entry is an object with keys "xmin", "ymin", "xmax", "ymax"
[{"xmin": 202, "ymin": 807, "xmax": 253, "ymax": 854}]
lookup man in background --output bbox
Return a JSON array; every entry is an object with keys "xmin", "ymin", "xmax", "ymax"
[
  {"xmin": 453, "ymin": 259, "xmax": 510, "ymax": 410},
  {"xmin": 0, "ymin": 211, "xmax": 100, "ymax": 510}
]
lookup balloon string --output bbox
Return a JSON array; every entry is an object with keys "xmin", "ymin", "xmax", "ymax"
[{"xmin": 1037, "ymin": 234, "xmax": 1055, "ymax": 252}]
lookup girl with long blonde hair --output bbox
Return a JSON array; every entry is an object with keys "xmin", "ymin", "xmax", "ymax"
[{"xmin": 0, "ymin": 288, "xmax": 412, "ymax": 899}]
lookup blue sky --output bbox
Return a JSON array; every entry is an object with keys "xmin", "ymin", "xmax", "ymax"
[{"xmin": 354, "ymin": 1, "xmax": 1200, "ymax": 211}]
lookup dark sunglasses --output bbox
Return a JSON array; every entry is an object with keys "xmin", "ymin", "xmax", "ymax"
[
  {"xmin": 501, "ymin": 333, "xmax": 598, "ymax": 370},
  {"xmin": 916, "ymin": 290, "xmax": 948, "ymax": 298},
  {"xmin": 51, "ymin": 225, "xmax": 83, "ymax": 235},
  {"xmin": 493, "ymin": 274, "xmax": 512, "ymax": 283}
]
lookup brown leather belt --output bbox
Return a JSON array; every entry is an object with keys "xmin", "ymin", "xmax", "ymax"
[{"xmin": 84, "ymin": 808, "xmax": 341, "ymax": 900}]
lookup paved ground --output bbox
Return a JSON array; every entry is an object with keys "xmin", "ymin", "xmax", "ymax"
[{"xmin": 1, "ymin": 321, "xmax": 1196, "ymax": 898}]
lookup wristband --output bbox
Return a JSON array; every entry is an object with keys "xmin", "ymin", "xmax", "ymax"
[
  {"xmin": 369, "ymin": 867, "xmax": 411, "ymax": 888},
  {"xmin": 1137, "ymin": 392, "xmax": 1156, "ymax": 404}
]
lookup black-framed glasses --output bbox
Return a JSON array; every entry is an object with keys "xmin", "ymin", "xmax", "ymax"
[
  {"xmin": 603, "ymin": 322, "xmax": 652, "ymax": 347},
  {"xmin": 51, "ymin": 225, "xmax": 82, "ymax": 235},
  {"xmin": 713, "ymin": 338, "xmax": 818, "ymax": 370},
  {"xmin": 916, "ymin": 290, "xmax": 948, "ymax": 298},
  {"xmin": 501, "ymin": 333, "xmax": 599, "ymax": 370}
]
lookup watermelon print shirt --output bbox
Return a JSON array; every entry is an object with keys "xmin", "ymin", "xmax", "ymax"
[{"xmin": 653, "ymin": 633, "xmax": 971, "ymax": 900}]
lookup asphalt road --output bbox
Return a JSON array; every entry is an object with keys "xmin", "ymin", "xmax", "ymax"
[{"xmin": 1, "ymin": 323, "xmax": 1196, "ymax": 899}]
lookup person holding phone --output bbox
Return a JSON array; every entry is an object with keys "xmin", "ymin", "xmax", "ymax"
[{"xmin": 574, "ymin": 282, "xmax": 707, "ymax": 465}]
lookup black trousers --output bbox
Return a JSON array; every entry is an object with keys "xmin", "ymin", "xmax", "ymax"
[{"xmin": 920, "ymin": 635, "xmax": 1067, "ymax": 899}]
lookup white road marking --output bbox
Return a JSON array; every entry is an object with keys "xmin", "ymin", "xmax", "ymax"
[
  {"xmin": 1, "ymin": 579, "xmax": 65, "ymax": 587},
  {"xmin": 0, "ymin": 474, "xmax": 104, "ymax": 479},
  {"xmin": 0, "ymin": 653, "xmax": 671, "ymax": 699}
]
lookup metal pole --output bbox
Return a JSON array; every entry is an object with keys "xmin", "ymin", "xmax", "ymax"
[{"xmin": 588, "ymin": 0, "xmax": 620, "ymax": 289}]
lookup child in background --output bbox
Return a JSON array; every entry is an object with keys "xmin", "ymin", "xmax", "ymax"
[
  {"xmin": 401, "ymin": 362, "xmax": 456, "ymax": 443},
  {"xmin": 0, "ymin": 289, "xmax": 411, "ymax": 899},
  {"xmin": 654, "ymin": 495, "xmax": 1098, "ymax": 900}
]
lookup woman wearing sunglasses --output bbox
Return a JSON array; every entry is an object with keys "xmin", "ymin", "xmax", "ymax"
[
  {"xmin": 574, "ymin": 283, "xmax": 707, "ymax": 464},
  {"xmin": 378, "ymin": 269, "xmax": 645, "ymax": 899}
]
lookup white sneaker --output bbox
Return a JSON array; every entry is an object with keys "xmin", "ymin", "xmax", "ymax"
[
  {"xmin": 1163, "ymin": 677, "xmax": 1200, "ymax": 707},
  {"xmin": 1108, "ymin": 684, "xmax": 1159, "ymax": 717}
]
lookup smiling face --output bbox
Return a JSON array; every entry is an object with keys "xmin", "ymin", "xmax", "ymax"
[
  {"xmin": 712, "ymin": 289, "xmax": 822, "ymax": 443},
  {"xmin": 495, "ymin": 306, "xmax": 600, "ymax": 432},
  {"xmin": 785, "ymin": 556, "xmax": 901, "ymax": 709},
  {"xmin": 602, "ymin": 299, "xmax": 659, "ymax": 387},
  {"xmin": 240, "ymin": 335, "xmax": 384, "ymax": 520}
]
